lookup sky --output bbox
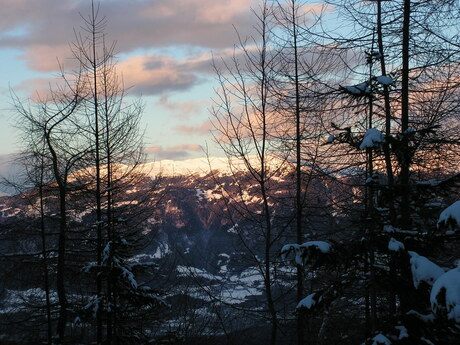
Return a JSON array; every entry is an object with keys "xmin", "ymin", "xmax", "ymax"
[{"xmin": 0, "ymin": 0, "xmax": 259, "ymax": 161}]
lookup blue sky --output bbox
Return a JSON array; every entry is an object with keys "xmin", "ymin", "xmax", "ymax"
[{"xmin": 0, "ymin": 0, "xmax": 258, "ymax": 160}]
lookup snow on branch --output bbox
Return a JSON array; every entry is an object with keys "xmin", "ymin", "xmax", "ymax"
[
  {"xmin": 388, "ymin": 238, "xmax": 405, "ymax": 252},
  {"xmin": 437, "ymin": 200, "xmax": 460, "ymax": 229},
  {"xmin": 430, "ymin": 266, "xmax": 460, "ymax": 323},
  {"xmin": 375, "ymin": 75, "xmax": 394, "ymax": 86},
  {"xmin": 296, "ymin": 292, "xmax": 323, "ymax": 311},
  {"xmin": 340, "ymin": 81, "xmax": 371, "ymax": 97},
  {"xmin": 371, "ymin": 334, "xmax": 391, "ymax": 345},
  {"xmin": 408, "ymin": 251, "xmax": 444, "ymax": 289},
  {"xmin": 359, "ymin": 128, "xmax": 384, "ymax": 150},
  {"xmin": 281, "ymin": 241, "xmax": 331, "ymax": 266}
]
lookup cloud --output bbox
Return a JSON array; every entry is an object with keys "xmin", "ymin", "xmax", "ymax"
[
  {"xmin": 144, "ymin": 143, "xmax": 203, "ymax": 160},
  {"xmin": 0, "ymin": 0, "xmax": 257, "ymax": 69},
  {"xmin": 117, "ymin": 55, "xmax": 201, "ymax": 95},
  {"xmin": 113, "ymin": 48, "xmax": 253, "ymax": 95},
  {"xmin": 1, "ymin": 0, "xmax": 285, "ymax": 97},
  {"xmin": 156, "ymin": 94, "xmax": 208, "ymax": 120},
  {"xmin": 174, "ymin": 120, "xmax": 214, "ymax": 136},
  {"xmin": 12, "ymin": 50, "xmax": 222, "ymax": 98}
]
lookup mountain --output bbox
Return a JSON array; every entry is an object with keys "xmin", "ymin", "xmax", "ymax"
[{"xmin": 0, "ymin": 155, "xmax": 340, "ymax": 344}]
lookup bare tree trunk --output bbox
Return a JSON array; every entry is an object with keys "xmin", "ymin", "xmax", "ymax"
[
  {"xmin": 260, "ymin": 8, "xmax": 277, "ymax": 343},
  {"xmin": 400, "ymin": 0, "xmax": 411, "ymax": 230},
  {"xmin": 103, "ymin": 40, "xmax": 114, "ymax": 344},
  {"xmin": 45, "ymin": 128, "xmax": 70, "ymax": 344},
  {"xmin": 290, "ymin": 2, "xmax": 305, "ymax": 344},
  {"xmin": 88, "ymin": 2, "xmax": 104, "ymax": 343},
  {"xmin": 56, "ymin": 186, "xmax": 68, "ymax": 343},
  {"xmin": 38, "ymin": 159, "xmax": 53, "ymax": 345}
]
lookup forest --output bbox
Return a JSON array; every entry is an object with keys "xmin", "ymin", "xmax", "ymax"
[{"xmin": 1, "ymin": 0, "xmax": 460, "ymax": 344}]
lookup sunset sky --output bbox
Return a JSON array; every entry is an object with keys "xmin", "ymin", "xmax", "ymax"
[{"xmin": 0, "ymin": 0, "xmax": 259, "ymax": 160}]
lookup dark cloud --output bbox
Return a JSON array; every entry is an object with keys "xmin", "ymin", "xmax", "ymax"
[{"xmin": 0, "ymin": 0, "xmax": 257, "ymax": 69}]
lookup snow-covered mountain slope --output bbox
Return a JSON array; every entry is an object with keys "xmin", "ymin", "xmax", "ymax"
[{"xmin": 142, "ymin": 155, "xmax": 289, "ymax": 178}]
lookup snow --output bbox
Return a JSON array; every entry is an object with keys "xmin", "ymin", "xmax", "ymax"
[
  {"xmin": 376, "ymin": 75, "xmax": 394, "ymax": 85},
  {"xmin": 195, "ymin": 188, "xmax": 204, "ymax": 200},
  {"xmin": 152, "ymin": 243, "xmax": 171, "ymax": 259},
  {"xmin": 102, "ymin": 242, "xmax": 111, "ymax": 261},
  {"xmin": 416, "ymin": 179, "xmax": 440, "ymax": 186},
  {"xmin": 424, "ymin": 201, "xmax": 443, "ymax": 208},
  {"xmin": 301, "ymin": 241, "xmax": 331, "ymax": 253},
  {"xmin": 395, "ymin": 325, "xmax": 408, "ymax": 340},
  {"xmin": 383, "ymin": 225, "xmax": 397, "ymax": 233},
  {"xmin": 296, "ymin": 292, "xmax": 322, "ymax": 310},
  {"xmin": 119, "ymin": 264, "xmax": 138, "ymax": 289},
  {"xmin": 371, "ymin": 333, "xmax": 391, "ymax": 345},
  {"xmin": 281, "ymin": 241, "xmax": 331, "ymax": 266},
  {"xmin": 177, "ymin": 265, "xmax": 222, "ymax": 282},
  {"xmin": 129, "ymin": 243, "xmax": 171, "ymax": 262},
  {"xmin": 359, "ymin": 128, "xmax": 384, "ymax": 150},
  {"xmin": 430, "ymin": 266, "xmax": 460, "ymax": 322},
  {"xmin": 220, "ymin": 285, "xmax": 262, "ymax": 304},
  {"xmin": 408, "ymin": 251, "xmax": 444, "ymax": 288},
  {"xmin": 437, "ymin": 200, "xmax": 460, "ymax": 228},
  {"xmin": 420, "ymin": 338, "xmax": 435, "ymax": 345},
  {"xmin": 342, "ymin": 81, "xmax": 371, "ymax": 95},
  {"xmin": 406, "ymin": 310, "xmax": 436, "ymax": 323},
  {"xmin": 227, "ymin": 223, "xmax": 239, "ymax": 233},
  {"xmin": 174, "ymin": 264, "xmax": 272, "ymax": 305},
  {"xmin": 142, "ymin": 155, "xmax": 287, "ymax": 178},
  {"xmin": 388, "ymin": 238, "xmax": 405, "ymax": 252}
]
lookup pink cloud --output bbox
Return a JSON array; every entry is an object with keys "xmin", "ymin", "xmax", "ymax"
[
  {"xmin": 169, "ymin": 144, "xmax": 202, "ymax": 152},
  {"xmin": 12, "ymin": 50, "xmax": 224, "ymax": 98},
  {"xmin": 174, "ymin": 120, "xmax": 214, "ymax": 136},
  {"xmin": 110, "ymin": 50, "xmax": 241, "ymax": 95},
  {"xmin": 116, "ymin": 54, "xmax": 202, "ymax": 95}
]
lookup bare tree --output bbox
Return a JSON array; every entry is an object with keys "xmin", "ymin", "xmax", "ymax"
[
  {"xmin": 12, "ymin": 66, "xmax": 87, "ymax": 342},
  {"xmin": 211, "ymin": 2, "xmax": 285, "ymax": 344}
]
